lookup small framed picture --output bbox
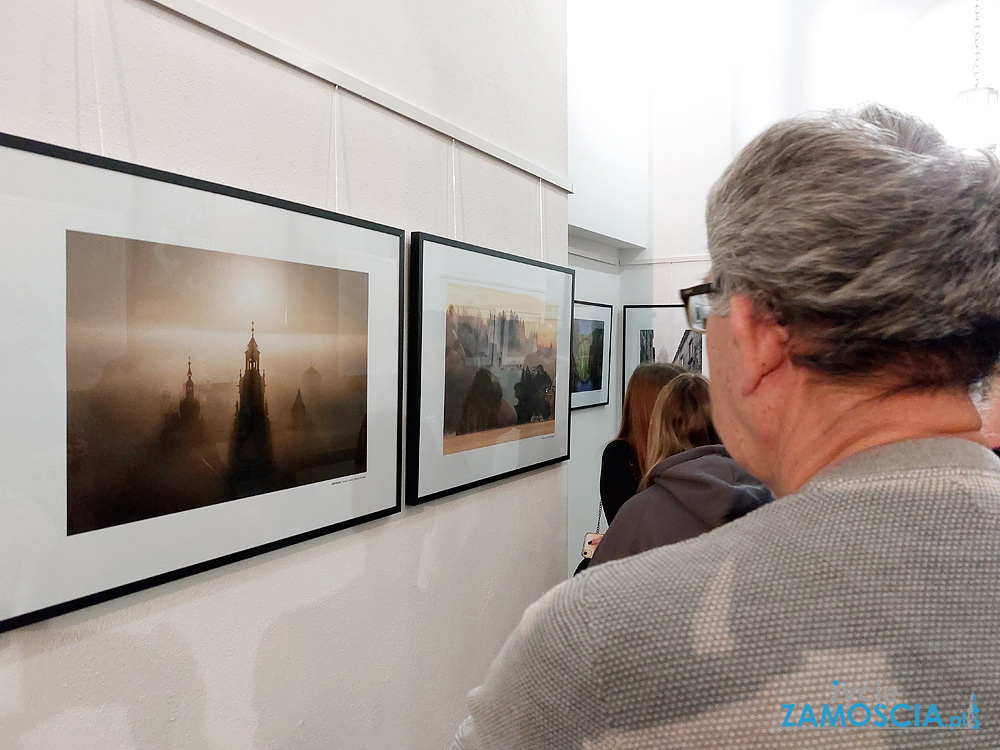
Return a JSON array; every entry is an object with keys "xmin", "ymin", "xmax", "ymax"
[
  {"xmin": 622, "ymin": 305, "xmax": 704, "ymax": 400},
  {"xmin": 570, "ymin": 301, "xmax": 613, "ymax": 410},
  {"xmin": 407, "ymin": 233, "xmax": 574, "ymax": 505}
]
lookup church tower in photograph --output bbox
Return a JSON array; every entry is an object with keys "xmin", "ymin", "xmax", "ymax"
[
  {"xmin": 227, "ymin": 322, "xmax": 278, "ymax": 498},
  {"xmin": 178, "ymin": 357, "xmax": 201, "ymax": 424}
]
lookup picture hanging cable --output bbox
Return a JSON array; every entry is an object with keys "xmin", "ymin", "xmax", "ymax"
[
  {"xmin": 324, "ymin": 88, "xmax": 334, "ymax": 209},
  {"xmin": 104, "ymin": 0, "xmax": 136, "ymax": 160},
  {"xmin": 87, "ymin": 0, "xmax": 106, "ymax": 155},
  {"xmin": 451, "ymin": 138, "xmax": 458, "ymax": 240},
  {"xmin": 334, "ymin": 84, "xmax": 340, "ymax": 212},
  {"xmin": 538, "ymin": 176, "xmax": 545, "ymax": 261}
]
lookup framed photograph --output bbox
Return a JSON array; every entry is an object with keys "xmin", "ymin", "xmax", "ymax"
[
  {"xmin": 408, "ymin": 233, "xmax": 573, "ymax": 505},
  {"xmin": 0, "ymin": 133, "xmax": 404, "ymax": 632},
  {"xmin": 622, "ymin": 305, "xmax": 705, "ymax": 400},
  {"xmin": 571, "ymin": 301, "xmax": 613, "ymax": 410}
]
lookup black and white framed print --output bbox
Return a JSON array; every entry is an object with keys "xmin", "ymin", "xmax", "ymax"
[
  {"xmin": 408, "ymin": 233, "xmax": 574, "ymax": 505},
  {"xmin": 0, "ymin": 133, "xmax": 404, "ymax": 632},
  {"xmin": 570, "ymin": 301, "xmax": 613, "ymax": 410},
  {"xmin": 622, "ymin": 304, "xmax": 705, "ymax": 399}
]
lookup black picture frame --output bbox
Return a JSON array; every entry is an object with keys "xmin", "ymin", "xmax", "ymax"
[
  {"xmin": 407, "ymin": 232, "xmax": 574, "ymax": 505},
  {"xmin": 621, "ymin": 304, "xmax": 703, "ymax": 402},
  {"xmin": 570, "ymin": 300, "xmax": 614, "ymax": 410},
  {"xmin": 0, "ymin": 132, "xmax": 405, "ymax": 633}
]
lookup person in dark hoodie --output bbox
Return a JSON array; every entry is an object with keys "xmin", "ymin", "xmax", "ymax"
[{"xmin": 590, "ymin": 372, "xmax": 770, "ymax": 566}]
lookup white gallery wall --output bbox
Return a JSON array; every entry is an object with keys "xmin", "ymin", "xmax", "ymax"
[
  {"xmin": 567, "ymin": 0, "xmax": 649, "ymax": 249},
  {"xmin": 0, "ymin": 1, "xmax": 569, "ymax": 748},
  {"xmin": 730, "ymin": 0, "xmax": 1000, "ymax": 152},
  {"xmin": 631, "ymin": 0, "xmax": 1000, "ymax": 281},
  {"xmin": 565, "ymin": 249, "xmax": 622, "ymax": 577},
  {"xmin": 564, "ymin": 3, "xmax": 720, "ymax": 574},
  {"xmin": 644, "ymin": 2, "xmax": 733, "ymax": 266}
]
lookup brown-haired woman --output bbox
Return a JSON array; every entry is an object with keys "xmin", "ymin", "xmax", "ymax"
[
  {"xmin": 590, "ymin": 373, "xmax": 770, "ymax": 566},
  {"xmin": 575, "ymin": 363, "xmax": 685, "ymax": 573},
  {"xmin": 602, "ymin": 363, "xmax": 686, "ymax": 522}
]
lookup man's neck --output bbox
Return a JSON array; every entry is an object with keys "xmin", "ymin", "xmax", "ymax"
[{"xmin": 769, "ymin": 385, "xmax": 986, "ymax": 497}]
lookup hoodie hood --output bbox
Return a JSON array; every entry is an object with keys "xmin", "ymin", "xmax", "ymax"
[{"xmin": 647, "ymin": 445, "xmax": 772, "ymax": 527}]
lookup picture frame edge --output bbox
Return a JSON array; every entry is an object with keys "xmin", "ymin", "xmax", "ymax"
[
  {"xmin": 406, "ymin": 232, "xmax": 574, "ymax": 505},
  {"xmin": 570, "ymin": 299, "xmax": 614, "ymax": 411},
  {"xmin": 0, "ymin": 132, "xmax": 407, "ymax": 632},
  {"xmin": 0, "ymin": 503, "xmax": 401, "ymax": 635},
  {"xmin": 620, "ymin": 303, "xmax": 687, "ymax": 404},
  {"xmin": 0, "ymin": 131, "xmax": 406, "ymax": 241}
]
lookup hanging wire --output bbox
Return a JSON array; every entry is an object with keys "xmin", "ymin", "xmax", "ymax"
[
  {"xmin": 450, "ymin": 138, "xmax": 458, "ymax": 240},
  {"xmin": 87, "ymin": 0, "xmax": 106, "ymax": 155},
  {"xmin": 538, "ymin": 176, "xmax": 545, "ymax": 261},
  {"xmin": 974, "ymin": 0, "xmax": 982, "ymax": 88},
  {"xmin": 334, "ymin": 84, "xmax": 340, "ymax": 212},
  {"xmin": 324, "ymin": 87, "xmax": 335, "ymax": 210}
]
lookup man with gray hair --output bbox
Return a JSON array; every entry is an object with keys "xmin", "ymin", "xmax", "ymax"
[{"xmin": 451, "ymin": 104, "xmax": 1000, "ymax": 748}]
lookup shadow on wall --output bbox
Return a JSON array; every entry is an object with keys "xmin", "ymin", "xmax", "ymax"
[
  {"xmin": 0, "ymin": 474, "xmax": 559, "ymax": 749},
  {"xmin": 251, "ymin": 499, "xmax": 535, "ymax": 750},
  {"xmin": 0, "ymin": 622, "xmax": 210, "ymax": 747}
]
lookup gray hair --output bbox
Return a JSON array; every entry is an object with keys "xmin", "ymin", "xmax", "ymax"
[{"xmin": 706, "ymin": 103, "xmax": 1000, "ymax": 389}]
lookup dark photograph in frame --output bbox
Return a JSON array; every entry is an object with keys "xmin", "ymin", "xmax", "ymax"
[{"xmin": 570, "ymin": 300, "xmax": 613, "ymax": 410}]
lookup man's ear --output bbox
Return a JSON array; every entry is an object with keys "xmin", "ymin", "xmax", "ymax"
[{"xmin": 728, "ymin": 294, "xmax": 790, "ymax": 396}]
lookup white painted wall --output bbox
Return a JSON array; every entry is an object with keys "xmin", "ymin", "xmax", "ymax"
[
  {"xmin": 193, "ymin": 0, "xmax": 568, "ymax": 178},
  {"xmin": 628, "ymin": 0, "xmax": 1000, "ymax": 285},
  {"xmin": 730, "ymin": 0, "xmax": 1000, "ymax": 152},
  {"xmin": 620, "ymin": 260, "xmax": 711, "ymax": 308},
  {"xmin": 567, "ymin": 0, "xmax": 649, "ymax": 249},
  {"xmin": 641, "ymin": 0, "xmax": 1000, "ymax": 267},
  {"xmin": 566, "ymin": 2, "xmax": 736, "ymax": 260},
  {"xmin": 565, "ymin": 250, "xmax": 622, "ymax": 577},
  {"xmin": 0, "ymin": 1, "xmax": 568, "ymax": 748},
  {"xmin": 564, "ymin": 3, "xmax": 724, "ymax": 574},
  {"xmin": 644, "ymin": 3, "xmax": 734, "ymax": 262}
]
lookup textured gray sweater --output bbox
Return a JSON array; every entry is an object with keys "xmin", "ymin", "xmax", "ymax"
[{"xmin": 452, "ymin": 438, "xmax": 1000, "ymax": 748}]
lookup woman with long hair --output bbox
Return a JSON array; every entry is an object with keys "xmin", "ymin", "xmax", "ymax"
[
  {"xmin": 637, "ymin": 372, "xmax": 719, "ymax": 489},
  {"xmin": 602, "ymin": 363, "xmax": 686, "ymax": 522},
  {"xmin": 590, "ymin": 373, "xmax": 770, "ymax": 566},
  {"xmin": 576, "ymin": 363, "xmax": 685, "ymax": 573}
]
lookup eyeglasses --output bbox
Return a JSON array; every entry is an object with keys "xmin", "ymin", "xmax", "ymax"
[{"xmin": 679, "ymin": 281, "xmax": 718, "ymax": 334}]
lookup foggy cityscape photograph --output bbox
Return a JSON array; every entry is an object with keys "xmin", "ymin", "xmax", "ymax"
[{"xmin": 66, "ymin": 231, "xmax": 369, "ymax": 535}]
